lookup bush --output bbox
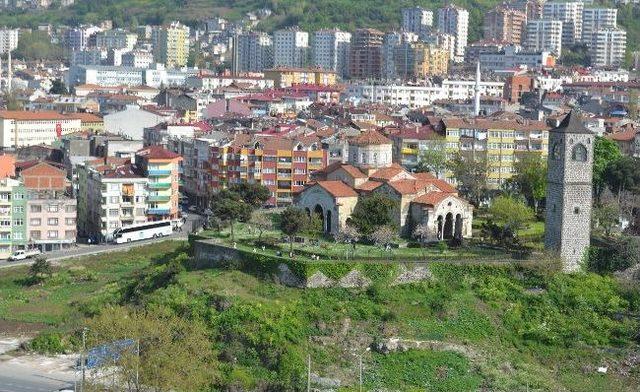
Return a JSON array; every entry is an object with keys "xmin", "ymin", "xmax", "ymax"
[
  {"xmin": 587, "ymin": 236, "xmax": 640, "ymax": 274},
  {"xmin": 28, "ymin": 331, "xmax": 67, "ymax": 354}
]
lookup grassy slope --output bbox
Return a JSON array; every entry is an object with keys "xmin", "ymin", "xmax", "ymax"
[{"xmin": 0, "ymin": 239, "xmax": 638, "ymax": 390}]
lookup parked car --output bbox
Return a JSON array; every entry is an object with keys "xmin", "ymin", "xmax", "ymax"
[{"xmin": 8, "ymin": 248, "xmax": 42, "ymax": 261}]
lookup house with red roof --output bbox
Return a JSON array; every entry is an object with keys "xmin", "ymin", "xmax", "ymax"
[{"xmin": 296, "ymin": 130, "xmax": 473, "ymax": 238}]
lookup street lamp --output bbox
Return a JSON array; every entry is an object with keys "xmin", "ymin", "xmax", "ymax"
[{"xmin": 357, "ymin": 347, "xmax": 370, "ymax": 392}]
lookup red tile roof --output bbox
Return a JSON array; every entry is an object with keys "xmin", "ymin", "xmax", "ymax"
[
  {"xmin": 350, "ymin": 129, "xmax": 392, "ymax": 146},
  {"xmin": 317, "ymin": 181, "xmax": 359, "ymax": 198},
  {"xmin": 136, "ymin": 145, "xmax": 182, "ymax": 160},
  {"xmin": 369, "ymin": 163, "xmax": 406, "ymax": 181},
  {"xmin": 0, "ymin": 110, "xmax": 70, "ymax": 121},
  {"xmin": 607, "ymin": 129, "xmax": 638, "ymax": 142},
  {"xmin": 338, "ymin": 164, "xmax": 367, "ymax": 179},
  {"xmin": 355, "ymin": 180, "xmax": 383, "ymax": 191},
  {"xmin": 413, "ymin": 192, "xmax": 454, "ymax": 207}
]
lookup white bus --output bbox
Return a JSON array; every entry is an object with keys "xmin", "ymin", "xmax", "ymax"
[{"xmin": 112, "ymin": 221, "xmax": 173, "ymax": 244}]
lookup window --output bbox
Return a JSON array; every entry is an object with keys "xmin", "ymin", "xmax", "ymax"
[
  {"xmin": 136, "ymin": 208, "xmax": 146, "ymax": 216},
  {"xmin": 31, "ymin": 205, "xmax": 42, "ymax": 213},
  {"xmin": 48, "ymin": 204, "xmax": 59, "ymax": 212},
  {"xmin": 48, "ymin": 218, "xmax": 59, "ymax": 226},
  {"xmin": 65, "ymin": 230, "xmax": 76, "ymax": 239},
  {"xmin": 572, "ymin": 143, "xmax": 587, "ymax": 162},
  {"xmin": 65, "ymin": 205, "xmax": 76, "ymax": 213},
  {"xmin": 109, "ymin": 208, "xmax": 119, "ymax": 217},
  {"xmin": 13, "ymin": 219, "xmax": 23, "ymax": 226},
  {"xmin": 110, "ymin": 196, "xmax": 119, "ymax": 204},
  {"xmin": 47, "ymin": 230, "xmax": 59, "ymax": 239},
  {"xmin": 30, "ymin": 231, "xmax": 41, "ymax": 240},
  {"xmin": 13, "ymin": 232, "xmax": 23, "ymax": 240},
  {"xmin": 65, "ymin": 218, "xmax": 76, "ymax": 225},
  {"xmin": 30, "ymin": 218, "xmax": 41, "ymax": 226},
  {"xmin": 13, "ymin": 206, "xmax": 23, "ymax": 214}
]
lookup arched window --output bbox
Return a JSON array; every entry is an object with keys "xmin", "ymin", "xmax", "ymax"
[
  {"xmin": 571, "ymin": 143, "xmax": 587, "ymax": 162},
  {"xmin": 296, "ymin": 143, "xmax": 304, "ymax": 151}
]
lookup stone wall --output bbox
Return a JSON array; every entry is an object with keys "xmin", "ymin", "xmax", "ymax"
[{"xmin": 192, "ymin": 239, "xmax": 434, "ymax": 289}]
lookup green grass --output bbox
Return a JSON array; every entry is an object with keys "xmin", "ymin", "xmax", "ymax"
[{"xmin": 0, "ymin": 241, "xmax": 185, "ymax": 326}]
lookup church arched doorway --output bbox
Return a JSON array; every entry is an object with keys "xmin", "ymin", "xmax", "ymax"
[
  {"xmin": 326, "ymin": 210, "xmax": 332, "ymax": 234},
  {"xmin": 443, "ymin": 213, "xmax": 454, "ymax": 239},
  {"xmin": 437, "ymin": 215, "xmax": 443, "ymax": 240},
  {"xmin": 314, "ymin": 205, "xmax": 325, "ymax": 232}
]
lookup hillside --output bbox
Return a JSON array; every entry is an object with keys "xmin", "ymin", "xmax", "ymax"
[{"xmin": 0, "ymin": 241, "xmax": 639, "ymax": 390}]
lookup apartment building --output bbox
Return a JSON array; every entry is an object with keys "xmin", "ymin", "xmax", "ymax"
[
  {"xmin": 0, "ymin": 111, "xmax": 82, "ymax": 149},
  {"xmin": 121, "ymin": 50, "xmax": 154, "ymax": 68},
  {"xmin": 20, "ymin": 162, "xmax": 76, "ymax": 252},
  {"xmin": 479, "ymin": 45, "xmax": 556, "ymax": 71},
  {"xmin": 525, "ymin": 20, "xmax": 563, "ymax": 56},
  {"xmin": 312, "ymin": 29, "xmax": 351, "ymax": 78},
  {"xmin": 484, "ymin": 6, "xmax": 526, "ymax": 45},
  {"xmin": 582, "ymin": 8, "xmax": 618, "ymax": 43},
  {"xmin": 402, "ymin": 7, "xmax": 434, "ymax": 35},
  {"xmin": 95, "ymin": 29, "xmax": 138, "ymax": 51},
  {"xmin": 76, "ymin": 158, "xmax": 148, "ymax": 242},
  {"xmin": 134, "ymin": 146, "xmax": 182, "ymax": 220},
  {"xmin": 154, "ymin": 21, "xmax": 190, "ymax": 68},
  {"xmin": 0, "ymin": 28, "xmax": 19, "ymax": 54},
  {"xmin": 542, "ymin": 1, "xmax": 584, "ymax": 46},
  {"xmin": 590, "ymin": 27, "xmax": 627, "ymax": 68},
  {"xmin": 350, "ymin": 28, "xmax": 384, "ymax": 79},
  {"xmin": 263, "ymin": 67, "xmax": 337, "ymax": 88},
  {"xmin": 421, "ymin": 31, "xmax": 456, "ymax": 61},
  {"xmin": 437, "ymin": 5, "xmax": 469, "ymax": 63},
  {"xmin": 233, "ymin": 32, "xmax": 274, "ymax": 73},
  {"xmin": 441, "ymin": 117, "xmax": 550, "ymax": 187},
  {"xmin": 211, "ymin": 134, "xmax": 327, "ymax": 206},
  {"xmin": 391, "ymin": 127, "xmax": 442, "ymax": 171},
  {"xmin": 273, "ymin": 28, "xmax": 309, "ymax": 68},
  {"xmin": 394, "ymin": 42, "xmax": 449, "ymax": 79},
  {"xmin": 513, "ymin": 0, "xmax": 544, "ymax": 20},
  {"xmin": 0, "ymin": 178, "xmax": 26, "ymax": 259},
  {"xmin": 382, "ymin": 31, "xmax": 418, "ymax": 80}
]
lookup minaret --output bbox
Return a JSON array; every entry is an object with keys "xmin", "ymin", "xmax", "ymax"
[
  {"xmin": 7, "ymin": 50, "xmax": 12, "ymax": 93},
  {"xmin": 473, "ymin": 61, "xmax": 481, "ymax": 116}
]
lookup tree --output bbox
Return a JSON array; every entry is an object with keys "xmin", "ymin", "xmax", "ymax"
[
  {"xmin": 604, "ymin": 156, "xmax": 640, "ymax": 197},
  {"xmin": 209, "ymin": 190, "xmax": 250, "ymax": 242},
  {"xmin": 28, "ymin": 257, "xmax": 52, "ymax": 285},
  {"xmin": 348, "ymin": 193, "xmax": 397, "ymax": 236},
  {"xmin": 250, "ymin": 210, "xmax": 273, "ymax": 242},
  {"xmin": 13, "ymin": 31, "xmax": 62, "ymax": 60},
  {"xmin": 560, "ymin": 43, "xmax": 590, "ymax": 66},
  {"xmin": 413, "ymin": 223, "xmax": 432, "ymax": 246},
  {"xmin": 446, "ymin": 153, "xmax": 489, "ymax": 207},
  {"xmin": 229, "ymin": 183, "xmax": 270, "ymax": 209},
  {"xmin": 370, "ymin": 226, "xmax": 396, "ymax": 251},
  {"xmin": 592, "ymin": 202, "xmax": 620, "ymax": 236},
  {"xmin": 49, "ymin": 79, "xmax": 68, "ymax": 95},
  {"xmin": 279, "ymin": 207, "xmax": 308, "ymax": 254},
  {"xmin": 593, "ymin": 137, "xmax": 623, "ymax": 200},
  {"xmin": 488, "ymin": 196, "xmax": 534, "ymax": 233},
  {"xmin": 415, "ymin": 141, "xmax": 447, "ymax": 178},
  {"xmin": 506, "ymin": 152, "xmax": 547, "ymax": 214},
  {"xmin": 334, "ymin": 224, "xmax": 360, "ymax": 259},
  {"xmin": 85, "ymin": 306, "xmax": 216, "ymax": 392}
]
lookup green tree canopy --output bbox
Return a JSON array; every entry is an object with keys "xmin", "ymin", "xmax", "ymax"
[
  {"xmin": 13, "ymin": 31, "xmax": 62, "ymax": 60},
  {"xmin": 506, "ymin": 152, "xmax": 547, "ymax": 213},
  {"xmin": 415, "ymin": 141, "xmax": 447, "ymax": 178},
  {"xmin": 593, "ymin": 137, "xmax": 622, "ymax": 200},
  {"xmin": 49, "ymin": 79, "xmax": 68, "ymax": 95},
  {"xmin": 348, "ymin": 193, "xmax": 398, "ymax": 236},
  {"xmin": 279, "ymin": 207, "xmax": 309, "ymax": 254},
  {"xmin": 603, "ymin": 156, "xmax": 640, "ymax": 196},
  {"xmin": 210, "ymin": 189, "xmax": 251, "ymax": 241},
  {"xmin": 446, "ymin": 152, "xmax": 489, "ymax": 207},
  {"xmin": 488, "ymin": 195, "xmax": 534, "ymax": 232},
  {"xmin": 229, "ymin": 182, "xmax": 271, "ymax": 209}
]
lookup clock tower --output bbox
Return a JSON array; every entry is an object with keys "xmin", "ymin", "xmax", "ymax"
[{"xmin": 544, "ymin": 110, "xmax": 594, "ymax": 272}]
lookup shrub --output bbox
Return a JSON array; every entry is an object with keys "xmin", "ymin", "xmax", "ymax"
[{"xmin": 28, "ymin": 331, "xmax": 67, "ymax": 354}]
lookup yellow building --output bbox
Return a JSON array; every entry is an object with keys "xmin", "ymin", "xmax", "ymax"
[
  {"xmin": 441, "ymin": 117, "xmax": 550, "ymax": 188},
  {"xmin": 264, "ymin": 67, "xmax": 337, "ymax": 88},
  {"xmin": 155, "ymin": 21, "xmax": 190, "ymax": 68},
  {"xmin": 413, "ymin": 43, "xmax": 449, "ymax": 77},
  {"xmin": 135, "ymin": 146, "xmax": 183, "ymax": 219}
]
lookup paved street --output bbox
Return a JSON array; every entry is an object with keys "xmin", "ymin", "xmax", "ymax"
[
  {"xmin": 0, "ymin": 353, "xmax": 75, "ymax": 392},
  {"xmin": 0, "ymin": 214, "xmax": 204, "ymax": 270}
]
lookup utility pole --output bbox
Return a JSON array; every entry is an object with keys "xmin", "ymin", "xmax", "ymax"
[
  {"xmin": 136, "ymin": 339, "xmax": 140, "ymax": 391},
  {"xmin": 80, "ymin": 328, "xmax": 86, "ymax": 392},
  {"xmin": 307, "ymin": 353, "xmax": 311, "ymax": 392}
]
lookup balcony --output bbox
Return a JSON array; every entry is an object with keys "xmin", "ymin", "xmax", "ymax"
[
  {"xmin": 401, "ymin": 147, "xmax": 418, "ymax": 155},
  {"xmin": 148, "ymin": 195, "xmax": 171, "ymax": 202},
  {"xmin": 147, "ymin": 208, "xmax": 171, "ymax": 215},
  {"xmin": 148, "ymin": 182, "xmax": 172, "ymax": 189},
  {"xmin": 148, "ymin": 169, "xmax": 172, "ymax": 176}
]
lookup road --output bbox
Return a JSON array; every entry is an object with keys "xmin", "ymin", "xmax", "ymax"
[
  {"xmin": 0, "ymin": 355, "xmax": 75, "ymax": 392},
  {"xmin": 0, "ymin": 214, "xmax": 204, "ymax": 270}
]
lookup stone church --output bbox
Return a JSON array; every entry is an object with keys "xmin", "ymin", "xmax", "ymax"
[
  {"xmin": 544, "ymin": 110, "xmax": 594, "ymax": 271},
  {"xmin": 295, "ymin": 129, "xmax": 474, "ymax": 240}
]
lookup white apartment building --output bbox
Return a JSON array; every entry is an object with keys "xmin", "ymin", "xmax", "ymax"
[
  {"xmin": 95, "ymin": 29, "xmax": 138, "ymax": 51},
  {"xmin": 76, "ymin": 163, "xmax": 148, "ymax": 242},
  {"xmin": 542, "ymin": 1, "xmax": 583, "ymax": 45},
  {"xmin": 121, "ymin": 50, "xmax": 154, "ymax": 68},
  {"xmin": 312, "ymin": 29, "xmax": 351, "ymax": 78},
  {"xmin": 68, "ymin": 64, "xmax": 199, "ymax": 88},
  {"xmin": 525, "ymin": 20, "xmax": 563, "ymax": 57},
  {"xmin": 590, "ymin": 27, "xmax": 627, "ymax": 68},
  {"xmin": 402, "ymin": 7, "xmax": 434, "ymax": 35},
  {"xmin": 234, "ymin": 32, "xmax": 274, "ymax": 73},
  {"xmin": 479, "ymin": 45, "xmax": 554, "ymax": 71},
  {"xmin": 273, "ymin": 29, "xmax": 309, "ymax": 68},
  {"xmin": 0, "ymin": 111, "xmax": 82, "ymax": 149},
  {"xmin": 0, "ymin": 29, "xmax": 19, "ymax": 54},
  {"xmin": 345, "ymin": 79, "xmax": 504, "ymax": 108},
  {"xmin": 582, "ymin": 8, "xmax": 617, "ymax": 43},
  {"xmin": 437, "ymin": 5, "xmax": 469, "ymax": 63},
  {"xmin": 185, "ymin": 75, "xmax": 273, "ymax": 91}
]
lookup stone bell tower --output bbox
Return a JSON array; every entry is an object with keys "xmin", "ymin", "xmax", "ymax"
[{"xmin": 544, "ymin": 110, "xmax": 594, "ymax": 272}]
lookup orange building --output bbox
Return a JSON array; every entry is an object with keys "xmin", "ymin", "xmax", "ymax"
[{"xmin": 0, "ymin": 154, "xmax": 16, "ymax": 179}]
